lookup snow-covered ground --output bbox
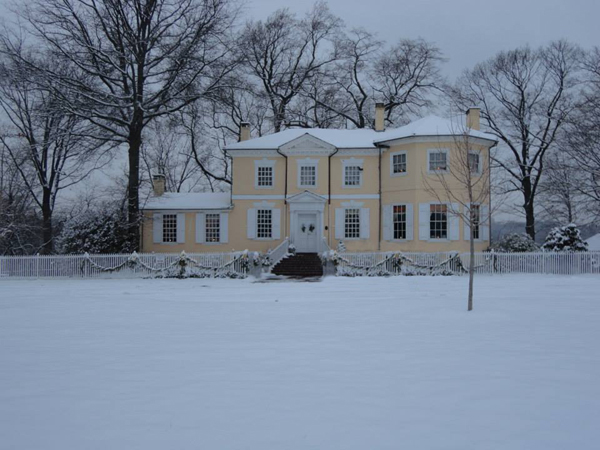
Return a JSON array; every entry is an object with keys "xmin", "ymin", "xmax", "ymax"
[{"xmin": 1, "ymin": 275, "xmax": 599, "ymax": 450}]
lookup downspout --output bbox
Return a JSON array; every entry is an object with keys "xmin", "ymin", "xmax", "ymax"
[
  {"xmin": 378, "ymin": 145, "xmax": 382, "ymax": 251},
  {"xmin": 276, "ymin": 148, "xmax": 288, "ymax": 239},
  {"xmin": 328, "ymin": 147, "xmax": 339, "ymax": 248},
  {"xmin": 488, "ymin": 142, "xmax": 497, "ymax": 246}
]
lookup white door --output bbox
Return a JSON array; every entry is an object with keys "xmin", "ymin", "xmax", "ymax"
[{"xmin": 296, "ymin": 213, "xmax": 318, "ymax": 253}]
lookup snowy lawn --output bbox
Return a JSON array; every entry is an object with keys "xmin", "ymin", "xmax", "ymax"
[{"xmin": 1, "ymin": 275, "xmax": 599, "ymax": 450}]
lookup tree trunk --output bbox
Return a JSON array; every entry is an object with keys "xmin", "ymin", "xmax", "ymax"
[
  {"xmin": 468, "ymin": 222, "xmax": 474, "ymax": 311},
  {"xmin": 522, "ymin": 176, "xmax": 536, "ymax": 240},
  {"xmin": 127, "ymin": 124, "xmax": 142, "ymax": 251},
  {"xmin": 41, "ymin": 188, "xmax": 53, "ymax": 255}
]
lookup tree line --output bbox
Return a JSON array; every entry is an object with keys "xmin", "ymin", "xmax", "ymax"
[{"xmin": 0, "ymin": 0, "xmax": 598, "ymax": 254}]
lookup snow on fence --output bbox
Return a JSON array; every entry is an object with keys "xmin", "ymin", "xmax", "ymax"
[
  {"xmin": 0, "ymin": 252, "xmax": 250, "ymax": 279},
  {"xmin": 332, "ymin": 251, "xmax": 600, "ymax": 276}
]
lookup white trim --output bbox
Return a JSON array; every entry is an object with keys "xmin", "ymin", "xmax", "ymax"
[
  {"xmin": 329, "ymin": 194, "xmax": 380, "ymax": 200},
  {"xmin": 386, "ymin": 203, "xmax": 413, "ymax": 242},
  {"xmin": 427, "ymin": 148, "xmax": 449, "ymax": 174},
  {"xmin": 341, "ymin": 200, "xmax": 364, "ymax": 208},
  {"xmin": 279, "ymin": 134, "xmax": 336, "ymax": 155},
  {"xmin": 336, "ymin": 148, "xmax": 380, "ymax": 156},
  {"xmin": 226, "ymin": 149, "xmax": 281, "ymax": 157},
  {"xmin": 233, "ymin": 194, "xmax": 285, "ymax": 200},
  {"xmin": 389, "ymin": 151, "xmax": 408, "ymax": 177},
  {"xmin": 254, "ymin": 158, "xmax": 276, "ymax": 190},
  {"xmin": 253, "ymin": 200, "xmax": 276, "ymax": 209},
  {"xmin": 297, "ymin": 157, "xmax": 319, "ymax": 189},
  {"xmin": 377, "ymin": 135, "xmax": 496, "ymax": 147}
]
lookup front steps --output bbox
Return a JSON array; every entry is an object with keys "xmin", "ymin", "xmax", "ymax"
[{"xmin": 271, "ymin": 253, "xmax": 323, "ymax": 278}]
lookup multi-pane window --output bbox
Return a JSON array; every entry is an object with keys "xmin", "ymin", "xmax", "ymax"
[
  {"xmin": 257, "ymin": 209, "xmax": 272, "ymax": 239},
  {"xmin": 300, "ymin": 165, "xmax": 316, "ymax": 186},
  {"xmin": 344, "ymin": 166, "xmax": 361, "ymax": 186},
  {"xmin": 429, "ymin": 204, "xmax": 448, "ymax": 239},
  {"xmin": 392, "ymin": 153, "xmax": 407, "ymax": 174},
  {"xmin": 344, "ymin": 208, "xmax": 360, "ymax": 239},
  {"xmin": 205, "ymin": 213, "xmax": 220, "ymax": 243},
  {"xmin": 162, "ymin": 214, "xmax": 177, "ymax": 243},
  {"xmin": 393, "ymin": 205, "xmax": 407, "ymax": 240},
  {"xmin": 429, "ymin": 151, "xmax": 447, "ymax": 172},
  {"xmin": 257, "ymin": 166, "xmax": 273, "ymax": 187},
  {"xmin": 470, "ymin": 204, "xmax": 480, "ymax": 240},
  {"xmin": 468, "ymin": 152, "xmax": 480, "ymax": 174}
]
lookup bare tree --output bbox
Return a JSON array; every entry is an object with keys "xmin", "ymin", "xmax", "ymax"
[
  {"xmin": 0, "ymin": 50, "xmax": 109, "ymax": 254},
  {"xmin": 423, "ymin": 122, "xmax": 494, "ymax": 311},
  {"xmin": 241, "ymin": 2, "xmax": 342, "ymax": 132},
  {"xmin": 450, "ymin": 41, "xmax": 583, "ymax": 240},
  {"xmin": 8, "ymin": 0, "xmax": 238, "ymax": 249},
  {"xmin": 141, "ymin": 118, "xmax": 204, "ymax": 194}
]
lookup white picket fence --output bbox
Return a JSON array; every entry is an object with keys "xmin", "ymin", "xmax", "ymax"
[
  {"xmin": 335, "ymin": 251, "xmax": 600, "ymax": 276},
  {"xmin": 0, "ymin": 252, "xmax": 249, "ymax": 279}
]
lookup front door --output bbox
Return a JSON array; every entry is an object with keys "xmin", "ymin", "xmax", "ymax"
[{"xmin": 296, "ymin": 213, "xmax": 318, "ymax": 253}]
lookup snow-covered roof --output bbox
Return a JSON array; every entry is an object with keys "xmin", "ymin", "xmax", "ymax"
[
  {"xmin": 143, "ymin": 192, "xmax": 231, "ymax": 210},
  {"xmin": 586, "ymin": 233, "xmax": 600, "ymax": 251},
  {"xmin": 225, "ymin": 115, "xmax": 497, "ymax": 151}
]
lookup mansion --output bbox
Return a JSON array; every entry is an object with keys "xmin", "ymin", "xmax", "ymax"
[{"xmin": 141, "ymin": 106, "xmax": 496, "ymax": 254}]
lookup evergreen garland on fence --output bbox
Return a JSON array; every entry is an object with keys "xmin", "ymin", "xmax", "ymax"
[{"xmin": 81, "ymin": 251, "xmax": 250, "ymax": 279}]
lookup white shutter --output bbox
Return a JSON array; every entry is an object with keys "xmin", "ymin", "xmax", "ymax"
[
  {"xmin": 176, "ymin": 213, "xmax": 185, "ymax": 243},
  {"xmin": 481, "ymin": 204, "xmax": 490, "ymax": 241},
  {"xmin": 449, "ymin": 203, "xmax": 460, "ymax": 241},
  {"xmin": 360, "ymin": 208, "xmax": 370, "ymax": 239},
  {"xmin": 153, "ymin": 213, "xmax": 163, "ymax": 243},
  {"xmin": 405, "ymin": 203, "xmax": 414, "ymax": 241},
  {"xmin": 418, "ymin": 203, "xmax": 429, "ymax": 241},
  {"xmin": 196, "ymin": 213, "xmax": 206, "ymax": 244},
  {"xmin": 463, "ymin": 205, "xmax": 471, "ymax": 241},
  {"xmin": 382, "ymin": 205, "xmax": 392, "ymax": 241},
  {"xmin": 272, "ymin": 208, "xmax": 281, "ymax": 239},
  {"xmin": 335, "ymin": 208, "xmax": 344, "ymax": 239},
  {"xmin": 220, "ymin": 213, "xmax": 229, "ymax": 243},
  {"xmin": 247, "ymin": 208, "xmax": 256, "ymax": 239}
]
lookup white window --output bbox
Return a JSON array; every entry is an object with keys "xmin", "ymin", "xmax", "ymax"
[
  {"xmin": 257, "ymin": 166, "xmax": 273, "ymax": 187},
  {"xmin": 468, "ymin": 152, "xmax": 480, "ymax": 174},
  {"xmin": 205, "ymin": 213, "xmax": 220, "ymax": 243},
  {"xmin": 393, "ymin": 205, "xmax": 407, "ymax": 240},
  {"xmin": 257, "ymin": 209, "xmax": 272, "ymax": 239},
  {"xmin": 254, "ymin": 159, "xmax": 276, "ymax": 189},
  {"xmin": 428, "ymin": 150, "xmax": 448, "ymax": 172},
  {"xmin": 344, "ymin": 208, "xmax": 360, "ymax": 239},
  {"xmin": 470, "ymin": 204, "xmax": 480, "ymax": 240},
  {"xmin": 162, "ymin": 214, "xmax": 177, "ymax": 243},
  {"xmin": 391, "ymin": 152, "xmax": 407, "ymax": 175},
  {"xmin": 344, "ymin": 166, "xmax": 361, "ymax": 187},
  {"xmin": 300, "ymin": 165, "xmax": 316, "ymax": 187},
  {"xmin": 429, "ymin": 204, "xmax": 448, "ymax": 239}
]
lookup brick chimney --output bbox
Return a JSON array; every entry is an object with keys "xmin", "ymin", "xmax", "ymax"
[
  {"xmin": 152, "ymin": 174, "xmax": 165, "ymax": 197},
  {"xmin": 466, "ymin": 107, "xmax": 481, "ymax": 131},
  {"xmin": 375, "ymin": 103, "xmax": 385, "ymax": 132},
  {"xmin": 239, "ymin": 122, "xmax": 251, "ymax": 142}
]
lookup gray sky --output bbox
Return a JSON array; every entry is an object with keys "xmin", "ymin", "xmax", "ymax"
[{"xmin": 246, "ymin": 0, "xmax": 600, "ymax": 78}]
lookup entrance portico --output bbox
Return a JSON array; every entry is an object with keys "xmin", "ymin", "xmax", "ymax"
[{"xmin": 287, "ymin": 191, "xmax": 326, "ymax": 253}]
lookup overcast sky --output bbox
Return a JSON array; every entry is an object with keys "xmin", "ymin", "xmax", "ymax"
[{"xmin": 245, "ymin": 0, "xmax": 600, "ymax": 78}]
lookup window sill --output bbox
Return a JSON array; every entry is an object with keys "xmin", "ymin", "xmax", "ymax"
[
  {"xmin": 427, "ymin": 170, "xmax": 449, "ymax": 175},
  {"xmin": 255, "ymin": 186, "xmax": 275, "ymax": 190},
  {"xmin": 390, "ymin": 172, "xmax": 408, "ymax": 177},
  {"xmin": 342, "ymin": 185, "xmax": 363, "ymax": 189}
]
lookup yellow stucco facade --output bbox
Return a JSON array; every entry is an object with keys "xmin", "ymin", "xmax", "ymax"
[{"xmin": 141, "ymin": 114, "xmax": 496, "ymax": 254}]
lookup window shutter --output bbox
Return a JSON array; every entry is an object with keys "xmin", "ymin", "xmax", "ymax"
[
  {"xmin": 481, "ymin": 204, "xmax": 490, "ymax": 241},
  {"xmin": 247, "ymin": 208, "xmax": 256, "ymax": 239},
  {"xmin": 463, "ymin": 205, "xmax": 471, "ymax": 241},
  {"xmin": 335, "ymin": 208, "xmax": 344, "ymax": 239},
  {"xmin": 405, "ymin": 203, "xmax": 414, "ymax": 241},
  {"xmin": 382, "ymin": 205, "xmax": 392, "ymax": 241},
  {"xmin": 418, "ymin": 203, "xmax": 429, "ymax": 241},
  {"xmin": 176, "ymin": 213, "xmax": 186, "ymax": 243},
  {"xmin": 449, "ymin": 203, "xmax": 460, "ymax": 241},
  {"xmin": 153, "ymin": 213, "xmax": 163, "ymax": 243},
  {"xmin": 360, "ymin": 208, "xmax": 370, "ymax": 239},
  {"xmin": 272, "ymin": 208, "xmax": 281, "ymax": 239},
  {"xmin": 196, "ymin": 213, "xmax": 206, "ymax": 244},
  {"xmin": 220, "ymin": 213, "xmax": 229, "ymax": 243}
]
